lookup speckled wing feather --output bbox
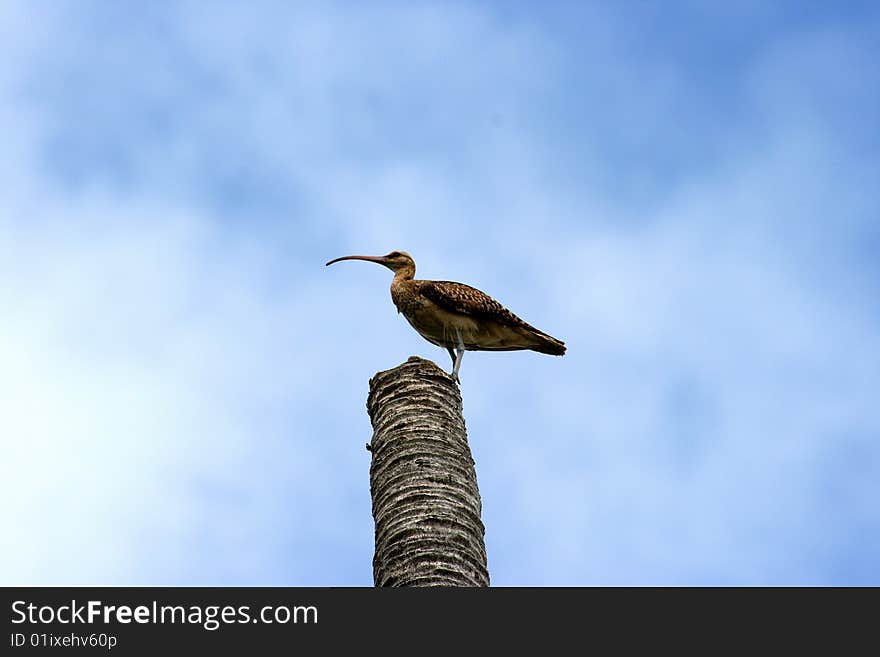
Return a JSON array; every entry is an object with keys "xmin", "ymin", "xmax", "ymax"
[{"xmin": 421, "ymin": 280, "xmax": 560, "ymax": 342}]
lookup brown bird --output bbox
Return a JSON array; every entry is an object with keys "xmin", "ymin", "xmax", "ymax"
[{"xmin": 326, "ymin": 250, "xmax": 565, "ymax": 381}]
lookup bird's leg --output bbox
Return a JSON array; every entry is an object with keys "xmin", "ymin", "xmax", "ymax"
[
  {"xmin": 449, "ymin": 328, "xmax": 466, "ymax": 383},
  {"xmin": 445, "ymin": 345, "xmax": 461, "ymax": 383},
  {"xmin": 452, "ymin": 349, "xmax": 464, "ymax": 383}
]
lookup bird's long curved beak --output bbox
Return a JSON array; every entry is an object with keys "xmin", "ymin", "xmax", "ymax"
[{"xmin": 325, "ymin": 254, "xmax": 388, "ymax": 267}]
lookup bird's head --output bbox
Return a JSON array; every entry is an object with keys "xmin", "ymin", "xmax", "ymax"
[{"xmin": 326, "ymin": 250, "xmax": 415, "ymax": 276}]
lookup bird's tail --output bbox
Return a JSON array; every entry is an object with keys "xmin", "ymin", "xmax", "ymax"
[{"xmin": 526, "ymin": 329, "xmax": 566, "ymax": 356}]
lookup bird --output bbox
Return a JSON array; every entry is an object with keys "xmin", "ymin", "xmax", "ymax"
[{"xmin": 325, "ymin": 250, "xmax": 565, "ymax": 381}]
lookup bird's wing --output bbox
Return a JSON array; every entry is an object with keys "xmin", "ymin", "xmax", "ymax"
[
  {"xmin": 421, "ymin": 280, "xmax": 537, "ymax": 331},
  {"xmin": 421, "ymin": 280, "xmax": 566, "ymax": 355}
]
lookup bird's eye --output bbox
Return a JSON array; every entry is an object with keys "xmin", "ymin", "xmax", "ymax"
[{"xmin": 388, "ymin": 251, "xmax": 401, "ymax": 258}]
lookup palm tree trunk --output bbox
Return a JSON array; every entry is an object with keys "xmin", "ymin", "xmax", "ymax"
[{"xmin": 367, "ymin": 356, "xmax": 489, "ymax": 587}]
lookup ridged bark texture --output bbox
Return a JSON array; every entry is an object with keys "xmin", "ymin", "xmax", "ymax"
[{"xmin": 367, "ymin": 356, "xmax": 489, "ymax": 587}]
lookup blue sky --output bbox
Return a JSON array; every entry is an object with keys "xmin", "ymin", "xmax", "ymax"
[{"xmin": 1, "ymin": 1, "xmax": 878, "ymax": 585}]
